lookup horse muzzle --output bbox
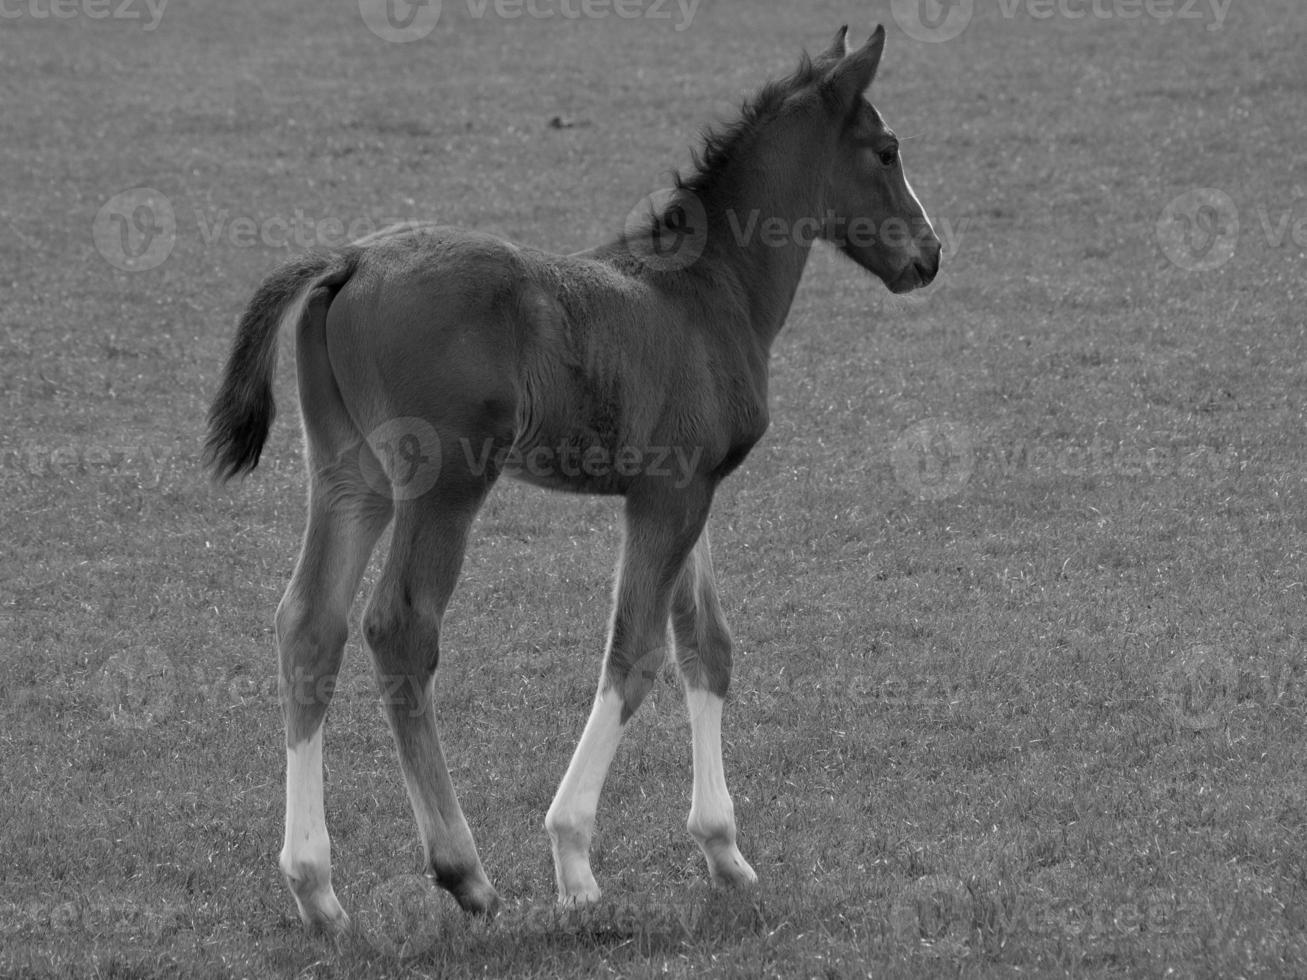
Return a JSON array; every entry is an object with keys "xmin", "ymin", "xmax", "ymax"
[{"xmin": 888, "ymin": 242, "xmax": 940, "ymax": 294}]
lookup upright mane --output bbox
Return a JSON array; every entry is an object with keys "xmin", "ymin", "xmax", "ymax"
[{"xmin": 674, "ymin": 54, "xmax": 825, "ymax": 202}]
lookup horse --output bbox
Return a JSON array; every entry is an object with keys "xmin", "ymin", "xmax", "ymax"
[{"xmin": 204, "ymin": 23, "xmax": 940, "ymax": 935}]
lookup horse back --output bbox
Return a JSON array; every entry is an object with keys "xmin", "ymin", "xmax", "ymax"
[{"xmin": 323, "ymin": 228, "xmax": 769, "ymax": 494}]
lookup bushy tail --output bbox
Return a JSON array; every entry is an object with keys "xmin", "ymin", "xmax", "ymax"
[{"xmin": 204, "ymin": 249, "xmax": 358, "ymax": 481}]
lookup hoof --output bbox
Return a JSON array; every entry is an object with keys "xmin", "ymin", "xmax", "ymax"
[
  {"xmin": 446, "ymin": 874, "xmax": 501, "ymax": 917},
  {"xmin": 556, "ymin": 883, "xmax": 603, "ymax": 908},
  {"xmin": 298, "ymin": 899, "xmax": 350, "ymax": 938},
  {"xmin": 703, "ymin": 843, "xmax": 758, "ymax": 889}
]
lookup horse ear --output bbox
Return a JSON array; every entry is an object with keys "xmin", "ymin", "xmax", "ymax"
[
  {"xmin": 818, "ymin": 25, "xmax": 851, "ymax": 63},
  {"xmin": 823, "ymin": 24, "xmax": 886, "ymax": 105}
]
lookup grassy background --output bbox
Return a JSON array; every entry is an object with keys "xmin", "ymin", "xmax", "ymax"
[{"xmin": 3, "ymin": 0, "xmax": 1306, "ymax": 976}]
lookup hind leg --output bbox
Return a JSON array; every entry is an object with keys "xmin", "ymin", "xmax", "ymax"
[
  {"xmin": 278, "ymin": 498, "xmax": 388, "ymax": 934},
  {"xmin": 671, "ymin": 532, "xmax": 756, "ymax": 888},
  {"xmin": 276, "ymin": 314, "xmax": 395, "ymax": 935},
  {"xmin": 546, "ymin": 482, "xmax": 714, "ymax": 904},
  {"xmin": 277, "ymin": 468, "xmax": 392, "ymax": 933},
  {"xmin": 362, "ymin": 486, "xmax": 498, "ymax": 914}
]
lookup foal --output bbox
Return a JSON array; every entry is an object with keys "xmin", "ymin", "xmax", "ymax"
[{"xmin": 206, "ymin": 24, "xmax": 939, "ymax": 934}]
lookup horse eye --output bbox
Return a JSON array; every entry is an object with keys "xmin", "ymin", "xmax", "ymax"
[{"xmin": 879, "ymin": 149, "xmax": 898, "ymax": 167}]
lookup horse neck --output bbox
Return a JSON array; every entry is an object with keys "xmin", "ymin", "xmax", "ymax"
[{"xmin": 692, "ymin": 146, "xmax": 825, "ymax": 351}]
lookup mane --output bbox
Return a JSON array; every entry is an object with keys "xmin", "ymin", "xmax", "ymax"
[{"xmin": 674, "ymin": 54, "xmax": 824, "ymax": 201}]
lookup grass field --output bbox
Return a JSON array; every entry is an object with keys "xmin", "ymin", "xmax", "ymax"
[{"xmin": 3, "ymin": 0, "xmax": 1307, "ymax": 976}]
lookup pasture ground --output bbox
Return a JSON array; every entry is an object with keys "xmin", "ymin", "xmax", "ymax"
[{"xmin": 2, "ymin": 0, "xmax": 1306, "ymax": 976}]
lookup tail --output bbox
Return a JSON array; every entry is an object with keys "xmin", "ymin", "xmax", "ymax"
[{"xmin": 204, "ymin": 248, "xmax": 360, "ymax": 481}]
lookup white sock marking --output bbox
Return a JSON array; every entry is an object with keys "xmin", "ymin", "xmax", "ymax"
[
  {"xmin": 686, "ymin": 688, "xmax": 733, "ymax": 840},
  {"xmin": 686, "ymin": 688, "xmax": 757, "ymax": 886},
  {"xmin": 546, "ymin": 685, "xmax": 626, "ymax": 903},
  {"xmin": 280, "ymin": 728, "xmax": 344, "ymax": 928}
]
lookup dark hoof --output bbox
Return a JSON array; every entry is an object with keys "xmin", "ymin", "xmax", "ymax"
[{"xmin": 436, "ymin": 871, "xmax": 500, "ymax": 917}]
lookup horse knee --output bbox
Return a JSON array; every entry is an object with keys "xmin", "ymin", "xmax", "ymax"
[
  {"xmin": 277, "ymin": 597, "xmax": 348, "ymax": 654},
  {"xmin": 362, "ymin": 593, "xmax": 441, "ymax": 674}
]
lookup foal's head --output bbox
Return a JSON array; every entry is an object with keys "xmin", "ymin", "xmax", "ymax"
[{"xmin": 808, "ymin": 26, "xmax": 942, "ymax": 293}]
